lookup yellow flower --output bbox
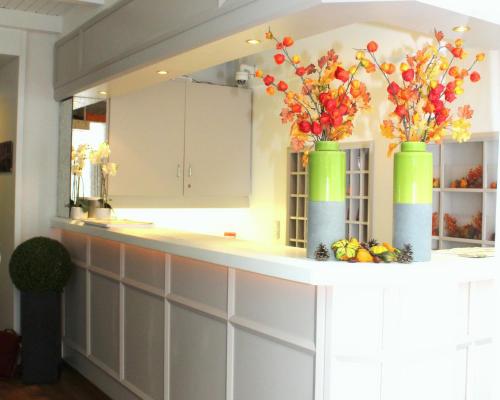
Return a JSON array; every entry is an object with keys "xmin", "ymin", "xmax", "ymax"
[
  {"xmin": 451, "ymin": 118, "xmax": 471, "ymax": 143},
  {"xmin": 292, "ymin": 55, "xmax": 301, "ymax": 64},
  {"xmin": 355, "ymin": 51, "xmax": 365, "ymax": 60},
  {"xmin": 400, "ymin": 63, "xmax": 409, "ymax": 72},
  {"xmin": 102, "ymin": 162, "xmax": 118, "ymax": 177},
  {"xmin": 476, "ymin": 53, "xmax": 486, "ymax": 62}
]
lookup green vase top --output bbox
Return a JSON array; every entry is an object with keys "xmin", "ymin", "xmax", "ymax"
[
  {"xmin": 315, "ymin": 141, "xmax": 340, "ymax": 151},
  {"xmin": 401, "ymin": 141, "xmax": 427, "ymax": 152}
]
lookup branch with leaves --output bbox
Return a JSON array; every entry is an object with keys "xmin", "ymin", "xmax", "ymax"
[
  {"xmin": 364, "ymin": 29, "xmax": 485, "ymax": 156},
  {"xmin": 256, "ymin": 29, "xmax": 375, "ymax": 161}
]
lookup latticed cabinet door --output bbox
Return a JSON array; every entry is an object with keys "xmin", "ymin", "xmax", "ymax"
[{"xmin": 286, "ymin": 143, "xmax": 372, "ymax": 247}]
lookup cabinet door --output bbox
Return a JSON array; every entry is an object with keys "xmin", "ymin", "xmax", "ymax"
[
  {"xmin": 109, "ymin": 80, "xmax": 185, "ymax": 205},
  {"xmin": 184, "ymin": 82, "xmax": 251, "ymax": 198}
]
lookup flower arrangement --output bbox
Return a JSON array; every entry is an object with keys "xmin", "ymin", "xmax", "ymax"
[
  {"xmin": 90, "ymin": 143, "xmax": 118, "ymax": 208},
  {"xmin": 330, "ymin": 238, "xmax": 413, "ymax": 263},
  {"xmin": 364, "ymin": 30, "xmax": 485, "ymax": 155},
  {"xmin": 449, "ymin": 165, "xmax": 482, "ymax": 188},
  {"xmin": 444, "ymin": 212, "xmax": 482, "ymax": 239},
  {"xmin": 257, "ymin": 29, "xmax": 374, "ymax": 158},
  {"xmin": 70, "ymin": 144, "xmax": 88, "ymax": 209}
]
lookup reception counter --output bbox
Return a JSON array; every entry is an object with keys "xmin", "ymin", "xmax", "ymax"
[{"xmin": 52, "ymin": 217, "xmax": 498, "ymax": 400}]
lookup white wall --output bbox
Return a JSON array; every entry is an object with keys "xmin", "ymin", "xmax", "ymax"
[
  {"xmin": 0, "ymin": 58, "xmax": 19, "ymax": 330},
  {"xmin": 0, "ymin": 27, "xmax": 60, "ymax": 330}
]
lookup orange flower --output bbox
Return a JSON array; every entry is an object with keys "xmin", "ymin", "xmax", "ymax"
[
  {"xmin": 367, "ymin": 41, "xmax": 378, "ymax": 52},
  {"xmin": 448, "ymin": 66, "xmax": 460, "ymax": 78},
  {"xmin": 381, "ymin": 63, "xmax": 396, "ymax": 74},
  {"xmin": 283, "ymin": 36, "xmax": 294, "ymax": 47},
  {"xmin": 434, "ymin": 29, "xmax": 444, "ymax": 42},
  {"xmin": 255, "ymin": 69, "xmax": 263, "ymax": 78},
  {"xmin": 265, "ymin": 31, "xmax": 273, "ymax": 40},
  {"xmin": 470, "ymin": 71, "xmax": 481, "ymax": 82},
  {"xmin": 266, "ymin": 86, "xmax": 275, "ymax": 95}
]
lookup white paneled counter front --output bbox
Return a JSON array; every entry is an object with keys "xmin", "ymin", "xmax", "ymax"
[{"xmin": 52, "ymin": 218, "xmax": 498, "ymax": 400}]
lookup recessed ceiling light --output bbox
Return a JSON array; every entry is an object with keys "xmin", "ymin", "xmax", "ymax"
[
  {"xmin": 99, "ymin": 91, "xmax": 107, "ymax": 95},
  {"xmin": 453, "ymin": 25, "xmax": 470, "ymax": 33},
  {"xmin": 246, "ymin": 39, "xmax": 261, "ymax": 45},
  {"xmin": 157, "ymin": 70, "xmax": 168, "ymax": 75}
]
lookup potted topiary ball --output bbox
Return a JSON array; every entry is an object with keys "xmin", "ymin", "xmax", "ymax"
[{"xmin": 9, "ymin": 237, "xmax": 73, "ymax": 384}]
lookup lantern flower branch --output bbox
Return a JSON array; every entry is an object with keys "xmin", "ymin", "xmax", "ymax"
[
  {"xmin": 257, "ymin": 28, "xmax": 375, "ymax": 158},
  {"xmin": 362, "ymin": 29, "xmax": 484, "ymax": 156}
]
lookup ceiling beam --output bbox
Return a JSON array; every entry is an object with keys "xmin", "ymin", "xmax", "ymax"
[
  {"xmin": 54, "ymin": 0, "xmax": 105, "ymax": 5},
  {"xmin": 0, "ymin": 8, "xmax": 62, "ymax": 33}
]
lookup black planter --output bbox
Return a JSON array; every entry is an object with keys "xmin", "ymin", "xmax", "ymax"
[{"xmin": 21, "ymin": 291, "xmax": 62, "ymax": 384}]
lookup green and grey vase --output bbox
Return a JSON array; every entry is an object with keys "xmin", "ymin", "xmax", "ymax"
[
  {"xmin": 393, "ymin": 142, "xmax": 433, "ymax": 262},
  {"xmin": 307, "ymin": 141, "xmax": 346, "ymax": 259}
]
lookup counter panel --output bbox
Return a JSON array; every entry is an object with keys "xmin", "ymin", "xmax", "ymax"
[
  {"xmin": 124, "ymin": 285, "xmax": 165, "ymax": 400},
  {"xmin": 57, "ymin": 225, "xmax": 497, "ymax": 400}
]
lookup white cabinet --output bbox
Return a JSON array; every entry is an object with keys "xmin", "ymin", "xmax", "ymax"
[
  {"xmin": 109, "ymin": 80, "xmax": 185, "ymax": 203},
  {"xmin": 184, "ymin": 83, "xmax": 251, "ymax": 198},
  {"xmin": 109, "ymin": 80, "xmax": 251, "ymax": 208}
]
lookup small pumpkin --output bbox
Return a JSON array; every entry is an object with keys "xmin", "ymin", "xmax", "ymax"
[{"xmin": 356, "ymin": 248, "xmax": 374, "ymax": 263}]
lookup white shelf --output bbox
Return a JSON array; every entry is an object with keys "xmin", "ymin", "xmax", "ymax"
[
  {"xmin": 430, "ymin": 133, "xmax": 498, "ymax": 250},
  {"xmin": 286, "ymin": 144, "xmax": 372, "ymax": 247}
]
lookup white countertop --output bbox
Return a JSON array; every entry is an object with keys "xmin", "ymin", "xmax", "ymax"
[{"xmin": 52, "ymin": 217, "xmax": 497, "ymax": 286}]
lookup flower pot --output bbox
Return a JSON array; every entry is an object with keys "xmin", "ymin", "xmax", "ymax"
[
  {"xmin": 94, "ymin": 207, "xmax": 112, "ymax": 220},
  {"xmin": 393, "ymin": 142, "xmax": 433, "ymax": 261},
  {"xmin": 21, "ymin": 291, "xmax": 62, "ymax": 384},
  {"xmin": 307, "ymin": 141, "xmax": 346, "ymax": 259},
  {"xmin": 69, "ymin": 206, "xmax": 85, "ymax": 220}
]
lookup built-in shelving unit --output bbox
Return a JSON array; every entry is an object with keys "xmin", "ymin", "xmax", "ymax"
[
  {"xmin": 430, "ymin": 132, "xmax": 498, "ymax": 249},
  {"xmin": 287, "ymin": 142, "xmax": 372, "ymax": 248}
]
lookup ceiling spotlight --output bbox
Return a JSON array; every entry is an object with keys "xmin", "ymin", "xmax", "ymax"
[
  {"xmin": 453, "ymin": 25, "xmax": 470, "ymax": 33},
  {"xmin": 246, "ymin": 39, "xmax": 261, "ymax": 45},
  {"xmin": 157, "ymin": 70, "xmax": 168, "ymax": 75},
  {"xmin": 99, "ymin": 91, "xmax": 107, "ymax": 95}
]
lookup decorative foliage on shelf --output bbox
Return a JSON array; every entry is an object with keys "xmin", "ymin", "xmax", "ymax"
[
  {"xmin": 432, "ymin": 177, "xmax": 440, "ymax": 188},
  {"xmin": 90, "ymin": 143, "xmax": 118, "ymax": 208},
  {"xmin": 314, "ymin": 243, "xmax": 330, "ymax": 261},
  {"xmin": 444, "ymin": 212, "xmax": 482, "ymax": 239},
  {"xmin": 331, "ymin": 238, "xmax": 413, "ymax": 263},
  {"xmin": 449, "ymin": 165, "xmax": 482, "ymax": 188},
  {"xmin": 432, "ymin": 212, "xmax": 439, "ymax": 236},
  {"xmin": 364, "ymin": 30, "xmax": 485, "ymax": 156},
  {"xmin": 257, "ymin": 29, "xmax": 374, "ymax": 159},
  {"xmin": 70, "ymin": 144, "xmax": 89, "ymax": 210}
]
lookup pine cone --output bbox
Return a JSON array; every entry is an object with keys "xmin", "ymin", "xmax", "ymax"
[
  {"xmin": 397, "ymin": 244, "xmax": 413, "ymax": 263},
  {"xmin": 315, "ymin": 243, "xmax": 330, "ymax": 261}
]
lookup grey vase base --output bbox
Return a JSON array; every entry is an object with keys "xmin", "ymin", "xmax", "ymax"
[
  {"xmin": 393, "ymin": 203, "xmax": 432, "ymax": 262},
  {"xmin": 307, "ymin": 200, "xmax": 346, "ymax": 260}
]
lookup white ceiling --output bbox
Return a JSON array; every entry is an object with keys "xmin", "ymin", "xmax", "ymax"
[{"xmin": 0, "ymin": 0, "xmax": 100, "ymax": 17}]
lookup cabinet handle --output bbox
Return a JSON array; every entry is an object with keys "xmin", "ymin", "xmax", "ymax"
[
  {"xmin": 177, "ymin": 164, "xmax": 181, "ymax": 178},
  {"xmin": 188, "ymin": 164, "xmax": 192, "ymax": 177}
]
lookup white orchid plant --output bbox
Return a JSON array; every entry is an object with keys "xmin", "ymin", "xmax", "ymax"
[
  {"xmin": 70, "ymin": 144, "xmax": 89, "ymax": 210},
  {"xmin": 90, "ymin": 143, "xmax": 118, "ymax": 208}
]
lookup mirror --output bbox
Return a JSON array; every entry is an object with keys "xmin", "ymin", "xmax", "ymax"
[{"xmin": 71, "ymin": 97, "xmax": 108, "ymax": 200}]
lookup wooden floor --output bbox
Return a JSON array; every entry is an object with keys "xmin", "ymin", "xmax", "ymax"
[{"xmin": 0, "ymin": 364, "xmax": 110, "ymax": 400}]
